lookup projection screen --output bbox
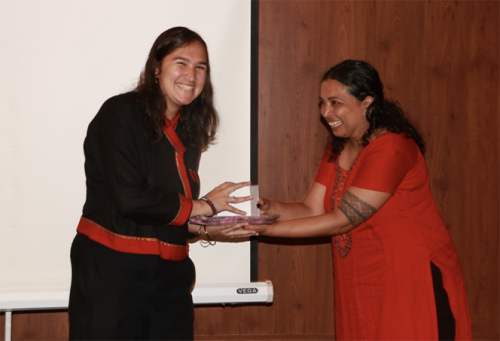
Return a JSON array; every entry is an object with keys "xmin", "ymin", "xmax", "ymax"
[{"xmin": 0, "ymin": 0, "xmax": 252, "ymax": 296}]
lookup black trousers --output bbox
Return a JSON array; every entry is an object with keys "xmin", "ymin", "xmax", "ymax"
[
  {"xmin": 431, "ymin": 262, "xmax": 456, "ymax": 341},
  {"xmin": 69, "ymin": 233, "xmax": 195, "ymax": 340}
]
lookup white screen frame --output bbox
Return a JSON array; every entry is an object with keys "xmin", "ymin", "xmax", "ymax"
[{"xmin": 0, "ymin": 0, "xmax": 252, "ymax": 294}]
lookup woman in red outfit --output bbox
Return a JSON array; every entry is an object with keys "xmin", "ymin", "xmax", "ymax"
[{"xmin": 247, "ymin": 60, "xmax": 472, "ymax": 340}]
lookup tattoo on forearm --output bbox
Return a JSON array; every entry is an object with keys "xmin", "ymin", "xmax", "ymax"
[{"xmin": 338, "ymin": 191, "xmax": 377, "ymax": 227}]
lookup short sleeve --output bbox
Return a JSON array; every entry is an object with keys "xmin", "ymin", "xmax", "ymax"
[
  {"xmin": 352, "ymin": 134, "xmax": 419, "ymax": 194},
  {"xmin": 315, "ymin": 148, "xmax": 333, "ymax": 186}
]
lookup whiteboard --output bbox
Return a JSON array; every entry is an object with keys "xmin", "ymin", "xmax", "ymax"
[{"xmin": 0, "ymin": 0, "xmax": 252, "ymax": 294}]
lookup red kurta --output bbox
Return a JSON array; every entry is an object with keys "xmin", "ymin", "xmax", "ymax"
[{"xmin": 315, "ymin": 133, "xmax": 472, "ymax": 340}]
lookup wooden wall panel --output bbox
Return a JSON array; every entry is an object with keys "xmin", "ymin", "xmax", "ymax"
[
  {"xmin": 2, "ymin": 1, "xmax": 497, "ymax": 340},
  {"xmin": 356, "ymin": 2, "xmax": 499, "ymax": 338},
  {"xmin": 195, "ymin": 1, "xmax": 339, "ymax": 339},
  {"xmin": 0, "ymin": 310, "xmax": 68, "ymax": 341}
]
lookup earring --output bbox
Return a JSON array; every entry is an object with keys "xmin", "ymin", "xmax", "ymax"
[{"xmin": 155, "ymin": 77, "xmax": 159, "ymax": 84}]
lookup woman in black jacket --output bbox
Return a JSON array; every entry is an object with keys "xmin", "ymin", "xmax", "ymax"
[{"xmin": 68, "ymin": 27, "xmax": 256, "ymax": 340}]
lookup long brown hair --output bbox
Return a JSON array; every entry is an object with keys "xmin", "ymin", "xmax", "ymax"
[{"xmin": 135, "ymin": 27, "xmax": 219, "ymax": 151}]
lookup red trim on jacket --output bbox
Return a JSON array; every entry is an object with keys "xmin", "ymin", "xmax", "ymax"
[
  {"xmin": 168, "ymin": 193, "xmax": 193, "ymax": 226},
  {"xmin": 163, "ymin": 113, "xmax": 194, "ymax": 226},
  {"xmin": 77, "ymin": 217, "xmax": 189, "ymax": 261},
  {"xmin": 164, "ymin": 113, "xmax": 186, "ymax": 153},
  {"xmin": 174, "ymin": 151, "xmax": 192, "ymax": 199}
]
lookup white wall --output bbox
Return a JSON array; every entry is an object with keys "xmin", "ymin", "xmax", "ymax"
[{"xmin": 0, "ymin": 0, "xmax": 251, "ymax": 293}]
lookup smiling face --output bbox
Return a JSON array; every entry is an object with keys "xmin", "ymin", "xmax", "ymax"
[
  {"xmin": 155, "ymin": 41, "xmax": 208, "ymax": 119},
  {"xmin": 319, "ymin": 79, "xmax": 373, "ymax": 143}
]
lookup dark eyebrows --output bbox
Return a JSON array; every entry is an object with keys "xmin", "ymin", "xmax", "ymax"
[
  {"xmin": 327, "ymin": 96, "xmax": 341, "ymax": 101},
  {"xmin": 173, "ymin": 56, "xmax": 207, "ymax": 66},
  {"xmin": 319, "ymin": 96, "xmax": 341, "ymax": 103},
  {"xmin": 173, "ymin": 57, "xmax": 188, "ymax": 62}
]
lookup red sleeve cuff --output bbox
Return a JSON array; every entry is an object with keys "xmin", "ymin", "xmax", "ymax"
[{"xmin": 168, "ymin": 194, "xmax": 192, "ymax": 226}]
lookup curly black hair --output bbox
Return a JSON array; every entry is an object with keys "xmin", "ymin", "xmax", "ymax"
[{"xmin": 322, "ymin": 60, "xmax": 425, "ymax": 160}]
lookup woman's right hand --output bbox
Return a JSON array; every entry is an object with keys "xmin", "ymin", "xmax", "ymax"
[
  {"xmin": 192, "ymin": 181, "xmax": 253, "ymax": 217},
  {"xmin": 256, "ymin": 182, "xmax": 328, "ymax": 221},
  {"xmin": 257, "ymin": 197, "xmax": 280, "ymax": 218}
]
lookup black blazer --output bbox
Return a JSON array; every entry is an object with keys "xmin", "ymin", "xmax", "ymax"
[{"xmin": 80, "ymin": 92, "xmax": 200, "ymax": 254}]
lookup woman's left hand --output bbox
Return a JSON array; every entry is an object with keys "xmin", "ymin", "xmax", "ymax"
[
  {"xmin": 190, "ymin": 222, "xmax": 258, "ymax": 241},
  {"xmin": 244, "ymin": 223, "xmax": 270, "ymax": 235},
  {"xmin": 207, "ymin": 222, "xmax": 258, "ymax": 239}
]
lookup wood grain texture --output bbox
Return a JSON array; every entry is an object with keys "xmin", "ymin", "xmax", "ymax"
[
  {"xmin": 354, "ymin": 2, "xmax": 500, "ymax": 337},
  {"xmin": 0, "ymin": 310, "xmax": 68, "ymax": 341},
  {"xmin": 3, "ymin": 1, "xmax": 498, "ymax": 340},
  {"xmin": 195, "ymin": 1, "xmax": 338, "ymax": 337}
]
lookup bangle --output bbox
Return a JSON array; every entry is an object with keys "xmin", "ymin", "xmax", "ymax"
[
  {"xmin": 204, "ymin": 225, "xmax": 214, "ymax": 242},
  {"xmin": 200, "ymin": 196, "xmax": 218, "ymax": 216},
  {"xmin": 199, "ymin": 225, "xmax": 216, "ymax": 247}
]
